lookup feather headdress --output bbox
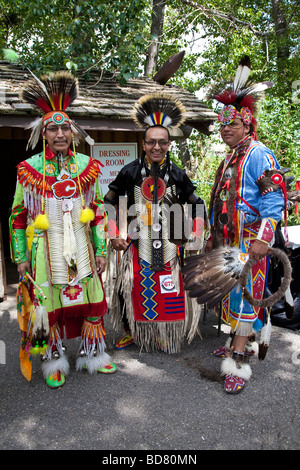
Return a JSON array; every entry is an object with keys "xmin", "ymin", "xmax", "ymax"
[
  {"xmin": 20, "ymin": 71, "xmax": 94, "ymax": 149},
  {"xmin": 21, "ymin": 71, "xmax": 78, "ymax": 117},
  {"xmin": 132, "ymin": 92, "xmax": 186, "ymax": 130},
  {"xmin": 212, "ymin": 55, "xmax": 273, "ymax": 131}
]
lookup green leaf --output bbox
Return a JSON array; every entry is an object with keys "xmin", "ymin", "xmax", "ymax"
[{"xmin": 2, "ymin": 48, "xmax": 19, "ymax": 63}]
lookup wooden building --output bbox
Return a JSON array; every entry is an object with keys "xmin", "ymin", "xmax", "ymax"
[{"xmin": 0, "ymin": 59, "xmax": 216, "ymax": 297}]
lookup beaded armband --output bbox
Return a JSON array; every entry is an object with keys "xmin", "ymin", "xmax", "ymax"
[{"xmin": 256, "ymin": 218, "xmax": 277, "ymax": 244}]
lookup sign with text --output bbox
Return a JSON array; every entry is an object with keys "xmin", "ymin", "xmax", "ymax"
[{"xmin": 92, "ymin": 143, "xmax": 138, "ymax": 195}]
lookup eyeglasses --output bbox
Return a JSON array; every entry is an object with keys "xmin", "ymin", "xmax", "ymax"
[
  {"xmin": 220, "ymin": 120, "xmax": 244, "ymax": 130},
  {"xmin": 46, "ymin": 125, "xmax": 72, "ymax": 133},
  {"xmin": 144, "ymin": 139, "xmax": 170, "ymax": 147}
]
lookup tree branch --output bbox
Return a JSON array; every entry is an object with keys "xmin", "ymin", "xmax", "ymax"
[{"xmin": 181, "ymin": 0, "xmax": 270, "ymax": 38}]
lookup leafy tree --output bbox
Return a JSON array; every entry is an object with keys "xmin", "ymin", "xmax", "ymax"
[
  {"xmin": 1, "ymin": 0, "xmax": 151, "ymax": 80},
  {"xmin": 162, "ymin": 0, "xmax": 299, "ymax": 95}
]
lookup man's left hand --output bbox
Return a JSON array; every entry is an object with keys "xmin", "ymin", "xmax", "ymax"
[
  {"xmin": 95, "ymin": 256, "xmax": 106, "ymax": 275},
  {"xmin": 248, "ymin": 239, "xmax": 269, "ymax": 261}
]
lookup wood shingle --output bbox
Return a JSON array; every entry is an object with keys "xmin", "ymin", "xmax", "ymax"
[{"xmin": 0, "ymin": 61, "xmax": 216, "ymax": 136}]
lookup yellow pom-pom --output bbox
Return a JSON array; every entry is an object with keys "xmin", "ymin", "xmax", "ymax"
[
  {"xmin": 30, "ymin": 343, "xmax": 48, "ymax": 356},
  {"xmin": 33, "ymin": 213, "xmax": 50, "ymax": 231},
  {"xmin": 80, "ymin": 207, "xmax": 95, "ymax": 224},
  {"xmin": 26, "ymin": 224, "xmax": 35, "ymax": 251}
]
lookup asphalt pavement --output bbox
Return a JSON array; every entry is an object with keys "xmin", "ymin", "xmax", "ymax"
[{"xmin": 0, "ymin": 265, "xmax": 299, "ymax": 455}]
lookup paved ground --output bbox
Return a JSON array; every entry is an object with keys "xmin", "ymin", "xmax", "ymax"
[{"xmin": 0, "ymin": 267, "xmax": 299, "ymax": 454}]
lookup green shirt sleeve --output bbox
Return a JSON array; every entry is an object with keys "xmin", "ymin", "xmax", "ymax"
[
  {"xmin": 90, "ymin": 179, "xmax": 107, "ymax": 257},
  {"xmin": 9, "ymin": 183, "xmax": 28, "ymax": 264}
]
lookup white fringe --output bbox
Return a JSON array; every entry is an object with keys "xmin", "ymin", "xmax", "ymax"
[
  {"xmin": 63, "ymin": 210, "xmax": 78, "ymax": 266},
  {"xmin": 78, "ymin": 333, "xmax": 106, "ymax": 360},
  {"xmin": 185, "ymin": 294, "xmax": 203, "ymax": 343},
  {"xmin": 235, "ymin": 321, "xmax": 254, "ymax": 337}
]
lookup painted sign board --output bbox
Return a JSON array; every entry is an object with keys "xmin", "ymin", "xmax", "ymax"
[{"xmin": 92, "ymin": 143, "xmax": 138, "ymax": 195}]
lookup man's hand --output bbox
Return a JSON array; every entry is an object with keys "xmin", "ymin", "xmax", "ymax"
[
  {"xmin": 17, "ymin": 261, "xmax": 31, "ymax": 278},
  {"xmin": 248, "ymin": 239, "xmax": 269, "ymax": 261},
  {"xmin": 95, "ymin": 256, "xmax": 106, "ymax": 275},
  {"xmin": 111, "ymin": 238, "xmax": 129, "ymax": 251},
  {"xmin": 204, "ymin": 237, "xmax": 213, "ymax": 253},
  {"xmin": 185, "ymin": 234, "xmax": 202, "ymax": 254}
]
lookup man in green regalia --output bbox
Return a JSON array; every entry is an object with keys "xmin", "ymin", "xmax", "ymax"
[{"xmin": 9, "ymin": 71, "xmax": 117, "ymax": 388}]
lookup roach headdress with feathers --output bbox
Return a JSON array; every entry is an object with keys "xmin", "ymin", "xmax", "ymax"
[
  {"xmin": 212, "ymin": 55, "xmax": 273, "ymax": 135},
  {"xmin": 20, "ymin": 70, "xmax": 94, "ymax": 149},
  {"xmin": 132, "ymin": 92, "xmax": 186, "ymax": 130}
]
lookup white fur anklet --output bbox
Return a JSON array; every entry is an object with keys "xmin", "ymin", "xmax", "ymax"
[
  {"xmin": 221, "ymin": 356, "xmax": 252, "ymax": 381},
  {"xmin": 76, "ymin": 351, "xmax": 112, "ymax": 374},
  {"xmin": 245, "ymin": 339, "xmax": 258, "ymax": 356},
  {"xmin": 41, "ymin": 354, "xmax": 70, "ymax": 379}
]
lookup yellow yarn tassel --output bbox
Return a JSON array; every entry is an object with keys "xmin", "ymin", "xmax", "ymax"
[
  {"xmin": 72, "ymin": 133, "xmax": 95, "ymax": 224},
  {"xmin": 30, "ymin": 342, "xmax": 48, "ymax": 356},
  {"xmin": 80, "ymin": 207, "xmax": 95, "ymax": 223},
  {"xmin": 33, "ymin": 135, "xmax": 50, "ymax": 231},
  {"xmin": 26, "ymin": 224, "xmax": 35, "ymax": 251},
  {"xmin": 33, "ymin": 213, "xmax": 50, "ymax": 230}
]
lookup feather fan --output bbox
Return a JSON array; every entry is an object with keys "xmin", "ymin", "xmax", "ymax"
[{"xmin": 182, "ymin": 247, "xmax": 246, "ymax": 309}]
